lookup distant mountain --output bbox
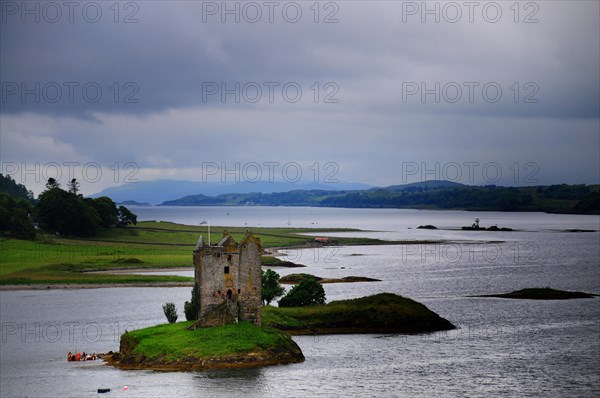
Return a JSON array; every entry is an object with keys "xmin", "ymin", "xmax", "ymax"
[
  {"xmin": 376, "ymin": 180, "xmax": 465, "ymax": 192},
  {"xmin": 117, "ymin": 200, "xmax": 152, "ymax": 206},
  {"xmin": 90, "ymin": 179, "xmax": 374, "ymax": 204},
  {"xmin": 160, "ymin": 182, "xmax": 600, "ymax": 214}
]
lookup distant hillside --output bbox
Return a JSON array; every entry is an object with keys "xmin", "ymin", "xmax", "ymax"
[
  {"xmin": 161, "ymin": 182, "xmax": 600, "ymax": 215},
  {"xmin": 90, "ymin": 179, "xmax": 373, "ymax": 204},
  {"xmin": 0, "ymin": 174, "xmax": 32, "ymax": 201}
]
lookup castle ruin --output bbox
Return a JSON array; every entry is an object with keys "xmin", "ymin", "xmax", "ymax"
[{"xmin": 190, "ymin": 230, "xmax": 262, "ymax": 328}]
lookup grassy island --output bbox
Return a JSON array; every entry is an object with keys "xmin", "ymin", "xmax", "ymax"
[
  {"xmin": 279, "ymin": 273, "xmax": 381, "ymax": 284},
  {"xmin": 477, "ymin": 287, "xmax": 596, "ymax": 300},
  {"xmin": 105, "ymin": 321, "xmax": 304, "ymax": 371},
  {"xmin": 264, "ymin": 293, "xmax": 456, "ymax": 334},
  {"xmin": 105, "ymin": 293, "xmax": 455, "ymax": 371}
]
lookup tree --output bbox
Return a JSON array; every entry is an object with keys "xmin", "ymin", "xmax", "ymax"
[
  {"xmin": 184, "ymin": 282, "xmax": 200, "ymax": 321},
  {"xmin": 67, "ymin": 178, "xmax": 80, "ymax": 195},
  {"xmin": 88, "ymin": 196, "xmax": 118, "ymax": 228},
  {"xmin": 278, "ymin": 276, "xmax": 326, "ymax": 307},
  {"xmin": 0, "ymin": 193, "xmax": 36, "ymax": 239},
  {"xmin": 117, "ymin": 206, "xmax": 137, "ymax": 227},
  {"xmin": 45, "ymin": 178, "xmax": 59, "ymax": 190},
  {"xmin": 36, "ymin": 187, "xmax": 100, "ymax": 236},
  {"xmin": 0, "ymin": 174, "xmax": 31, "ymax": 201},
  {"xmin": 162, "ymin": 302, "xmax": 178, "ymax": 323},
  {"xmin": 262, "ymin": 269, "xmax": 285, "ymax": 305}
]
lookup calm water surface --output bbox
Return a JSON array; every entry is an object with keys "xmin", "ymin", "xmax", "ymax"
[{"xmin": 1, "ymin": 207, "xmax": 599, "ymax": 397}]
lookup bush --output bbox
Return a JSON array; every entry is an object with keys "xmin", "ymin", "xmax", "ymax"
[
  {"xmin": 184, "ymin": 283, "xmax": 200, "ymax": 321},
  {"xmin": 278, "ymin": 276, "xmax": 326, "ymax": 307},
  {"xmin": 262, "ymin": 269, "xmax": 285, "ymax": 305},
  {"xmin": 162, "ymin": 302, "xmax": 178, "ymax": 323}
]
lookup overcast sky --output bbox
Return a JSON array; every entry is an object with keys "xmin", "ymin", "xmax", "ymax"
[{"xmin": 1, "ymin": 0, "xmax": 599, "ymax": 196}]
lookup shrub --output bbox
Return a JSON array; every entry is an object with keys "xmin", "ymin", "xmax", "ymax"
[
  {"xmin": 262, "ymin": 269, "xmax": 285, "ymax": 305},
  {"xmin": 278, "ymin": 276, "xmax": 325, "ymax": 307},
  {"xmin": 184, "ymin": 283, "xmax": 200, "ymax": 321},
  {"xmin": 162, "ymin": 302, "xmax": 178, "ymax": 323}
]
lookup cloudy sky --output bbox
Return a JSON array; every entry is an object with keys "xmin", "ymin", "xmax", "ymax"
[{"xmin": 1, "ymin": 0, "xmax": 599, "ymax": 196}]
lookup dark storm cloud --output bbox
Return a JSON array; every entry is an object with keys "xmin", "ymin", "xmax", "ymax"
[
  {"xmin": 1, "ymin": 1, "xmax": 599, "ymax": 193},
  {"xmin": 1, "ymin": 1, "xmax": 597, "ymax": 119}
]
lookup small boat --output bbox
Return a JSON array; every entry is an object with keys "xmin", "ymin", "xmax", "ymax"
[{"xmin": 97, "ymin": 388, "xmax": 111, "ymax": 393}]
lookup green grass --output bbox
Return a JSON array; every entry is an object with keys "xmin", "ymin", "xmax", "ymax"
[
  {"xmin": 0, "ymin": 221, "xmax": 404, "ymax": 285},
  {"xmin": 122, "ymin": 321, "xmax": 295, "ymax": 361},
  {"xmin": 263, "ymin": 293, "xmax": 456, "ymax": 333}
]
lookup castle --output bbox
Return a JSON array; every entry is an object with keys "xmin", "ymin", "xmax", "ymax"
[{"xmin": 190, "ymin": 230, "xmax": 262, "ymax": 328}]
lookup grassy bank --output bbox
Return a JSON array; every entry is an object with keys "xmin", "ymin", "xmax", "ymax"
[
  {"xmin": 109, "ymin": 321, "xmax": 304, "ymax": 370},
  {"xmin": 0, "ymin": 221, "xmax": 401, "ymax": 286},
  {"xmin": 263, "ymin": 293, "xmax": 456, "ymax": 334}
]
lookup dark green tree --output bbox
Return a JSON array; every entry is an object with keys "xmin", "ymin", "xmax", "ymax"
[
  {"xmin": 45, "ymin": 178, "xmax": 60, "ymax": 190},
  {"xmin": 162, "ymin": 302, "xmax": 178, "ymax": 323},
  {"xmin": 278, "ymin": 276, "xmax": 326, "ymax": 307},
  {"xmin": 184, "ymin": 282, "xmax": 200, "ymax": 321},
  {"xmin": 0, "ymin": 193, "xmax": 36, "ymax": 239},
  {"xmin": 88, "ymin": 196, "xmax": 118, "ymax": 228},
  {"xmin": 36, "ymin": 187, "xmax": 100, "ymax": 236},
  {"xmin": 0, "ymin": 174, "xmax": 30, "ymax": 201},
  {"xmin": 117, "ymin": 205, "xmax": 137, "ymax": 227},
  {"xmin": 262, "ymin": 269, "xmax": 285, "ymax": 305},
  {"xmin": 67, "ymin": 178, "xmax": 80, "ymax": 195}
]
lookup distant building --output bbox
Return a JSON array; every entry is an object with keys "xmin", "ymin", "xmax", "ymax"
[{"xmin": 190, "ymin": 230, "xmax": 262, "ymax": 328}]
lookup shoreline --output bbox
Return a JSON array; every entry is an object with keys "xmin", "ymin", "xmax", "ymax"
[{"xmin": 0, "ymin": 281, "xmax": 193, "ymax": 291}]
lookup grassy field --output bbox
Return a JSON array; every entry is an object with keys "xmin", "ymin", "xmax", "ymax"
[
  {"xmin": 263, "ymin": 293, "xmax": 456, "ymax": 333},
  {"xmin": 0, "ymin": 221, "xmax": 391, "ymax": 285},
  {"xmin": 121, "ymin": 321, "xmax": 293, "ymax": 360}
]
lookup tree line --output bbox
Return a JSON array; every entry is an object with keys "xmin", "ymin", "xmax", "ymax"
[{"xmin": 0, "ymin": 174, "xmax": 137, "ymax": 239}]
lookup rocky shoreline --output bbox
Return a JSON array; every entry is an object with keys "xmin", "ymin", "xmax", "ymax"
[{"xmin": 103, "ymin": 344, "xmax": 305, "ymax": 371}]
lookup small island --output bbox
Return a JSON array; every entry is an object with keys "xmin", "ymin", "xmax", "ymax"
[
  {"xmin": 476, "ymin": 287, "xmax": 596, "ymax": 300},
  {"xmin": 105, "ymin": 321, "xmax": 304, "ymax": 371},
  {"xmin": 104, "ymin": 293, "xmax": 456, "ymax": 370},
  {"xmin": 279, "ymin": 273, "xmax": 381, "ymax": 284},
  {"xmin": 103, "ymin": 233, "xmax": 455, "ymax": 371},
  {"xmin": 264, "ymin": 293, "xmax": 455, "ymax": 334}
]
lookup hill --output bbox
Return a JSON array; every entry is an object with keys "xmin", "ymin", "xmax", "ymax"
[
  {"xmin": 90, "ymin": 179, "xmax": 373, "ymax": 204},
  {"xmin": 160, "ymin": 182, "xmax": 600, "ymax": 214}
]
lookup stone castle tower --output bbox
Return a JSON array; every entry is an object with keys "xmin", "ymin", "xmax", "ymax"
[{"xmin": 190, "ymin": 230, "xmax": 262, "ymax": 328}]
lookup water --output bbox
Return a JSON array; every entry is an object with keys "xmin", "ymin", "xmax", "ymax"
[{"xmin": 1, "ymin": 207, "xmax": 599, "ymax": 397}]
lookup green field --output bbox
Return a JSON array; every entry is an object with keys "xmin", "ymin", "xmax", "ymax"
[
  {"xmin": 121, "ymin": 321, "xmax": 293, "ymax": 360},
  {"xmin": 0, "ymin": 221, "xmax": 391, "ymax": 285}
]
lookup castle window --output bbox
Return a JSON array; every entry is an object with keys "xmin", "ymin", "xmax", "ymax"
[
  {"xmin": 237, "ymin": 289, "xmax": 241, "ymax": 294},
  {"xmin": 224, "ymin": 266, "xmax": 230, "ymax": 274},
  {"xmin": 227, "ymin": 255, "xmax": 232, "ymax": 262}
]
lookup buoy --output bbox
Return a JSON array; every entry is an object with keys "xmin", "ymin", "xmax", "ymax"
[
  {"xmin": 97, "ymin": 388, "xmax": 110, "ymax": 393},
  {"xmin": 123, "ymin": 386, "xmax": 129, "ymax": 390}
]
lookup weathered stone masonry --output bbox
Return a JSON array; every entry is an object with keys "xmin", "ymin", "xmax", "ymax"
[{"xmin": 190, "ymin": 230, "xmax": 262, "ymax": 328}]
